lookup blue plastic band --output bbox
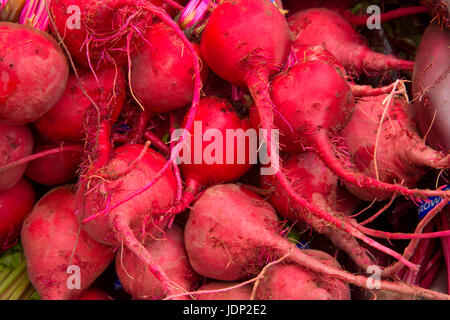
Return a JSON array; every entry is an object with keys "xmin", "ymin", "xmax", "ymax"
[
  {"xmin": 113, "ymin": 278, "xmax": 123, "ymax": 291},
  {"xmin": 296, "ymin": 241, "xmax": 310, "ymax": 249},
  {"xmin": 417, "ymin": 185, "xmax": 449, "ymax": 220}
]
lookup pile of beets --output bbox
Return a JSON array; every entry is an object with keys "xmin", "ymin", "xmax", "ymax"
[{"xmin": 0, "ymin": 0, "xmax": 449, "ymax": 300}]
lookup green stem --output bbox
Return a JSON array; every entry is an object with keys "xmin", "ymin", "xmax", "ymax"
[
  {"xmin": 9, "ymin": 272, "xmax": 30, "ymax": 300},
  {"xmin": 0, "ymin": 268, "xmax": 10, "ymax": 284},
  {"xmin": 0, "ymin": 260, "xmax": 26, "ymax": 296},
  {"xmin": 0, "ymin": 271, "xmax": 27, "ymax": 300},
  {"xmin": 26, "ymin": 289, "xmax": 40, "ymax": 300},
  {"xmin": 22, "ymin": 286, "xmax": 34, "ymax": 300}
]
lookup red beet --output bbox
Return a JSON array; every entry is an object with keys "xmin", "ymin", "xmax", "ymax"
[
  {"xmin": 76, "ymin": 144, "xmax": 178, "ymax": 296},
  {"xmin": 288, "ymin": 8, "xmax": 414, "ymax": 74},
  {"xmin": 25, "ymin": 139, "xmax": 82, "ymax": 186},
  {"xmin": 34, "ymin": 68, "xmax": 126, "ymax": 142},
  {"xmin": 179, "ymin": 96, "xmax": 254, "ymax": 186},
  {"xmin": 0, "ymin": 22, "xmax": 69, "ymax": 125},
  {"xmin": 341, "ymin": 94, "xmax": 449, "ymax": 201},
  {"xmin": 0, "ymin": 178, "xmax": 35, "ymax": 251},
  {"xmin": 412, "ymin": 21, "xmax": 450, "ymax": 151},
  {"xmin": 158, "ymin": 96, "xmax": 254, "ymax": 216},
  {"xmin": 49, "ymin": 0, "xmax": 153, "ymax": 68},
  {"xmin": 21, "ymin": 185, "xmax": 115, "ymax": 300},
  {"xmin": 116, "ymin": 224, "xmax": 200, "ymax": 299},
  {"xmin": 130, "ymin": 22, "xmax": 208, "ymax": 113}
]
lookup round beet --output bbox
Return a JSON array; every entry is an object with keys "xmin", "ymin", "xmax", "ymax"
[
  {"xmin": 0, "ymin": 22, "xmax": 69, "ymax": 125},
  {"xmin": 152, "ymin": 96, "xmax": 254, "ymax": 217},
  {"xmin": 180, "ymin": 96, "xmax": 254, "ymax": 186},
  {"xmin": 77, "ymin": 144, "xmax": 176, "ymax": 246},
  {"xmin": 130, "ymin": 22, "xmax": 208, "ymax": 113},
  {"xmin": 21, "ymin": 185, "xmax": 115, "ymax": 300}
]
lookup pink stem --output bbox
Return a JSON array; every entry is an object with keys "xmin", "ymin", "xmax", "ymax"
[
  {"xmin": 179, "ymin": 0, "xmax": 211, "ymax": 29},
  {"xmin": 93, "ymin": 121, "xmax": 112, "ymax": 172},
  {"xmin": 18, "ymin": 0, "xmax": 49, "ymax": 31},
  {"xmin": 359, "ymin": 195, "xmax": 395, "ymax": 226},
  {"xmin": 354, "ymin": 223, "xmax": 450, "ymax": 240},
  {"xmin": 151, "ymin": 178, "xmax": 201, "ymax": 216},
  {"xmin": 0, "ymin": 145, "xmax": 82, "ymax": 173},
  {"xmin": 284, "ymin": 45, "xmax": 299, "ymax": 71},
  {"xmin": 350, "ymin": 83, "xmax": 397, "ymax": 97}
]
